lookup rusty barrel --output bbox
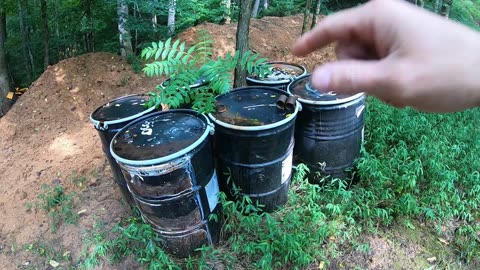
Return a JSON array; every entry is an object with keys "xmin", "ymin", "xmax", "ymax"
[{"xmin": 110, "ymin": 110, "xmax": 221, "ymax": 257}]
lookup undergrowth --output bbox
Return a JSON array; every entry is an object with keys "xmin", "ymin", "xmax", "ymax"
[
  {"xmin": 79, "ymin": 97, "xmax": 480, "ymax": 269},
  {"xmin": 37, "ymin": 183, "xmax": 78, "ymax": 233}
]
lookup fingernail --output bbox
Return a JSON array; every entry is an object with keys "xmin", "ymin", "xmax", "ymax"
[{"xmin": 311, "ymin": 68, "xmax": 331, "ymax": 90}]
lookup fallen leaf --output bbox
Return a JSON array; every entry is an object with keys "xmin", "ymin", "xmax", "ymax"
[
  {"xmin": 63, "ymin": 251, "xmax": 71, "ymax": 258},
  {"xmin": 438, "ymin": 238, "xmax": 449, "ymax": 245},
  {"xmin": 77, "ymin": 209, "xmax": 87, "ymax": 215},
  {"xmin": 427, "ymin": 256, "xmax": 437, "ymax": 263},
  {"xmin": 49, "ymin": 260, "xmax": 59, "ymax": 268},
  {"xmin": 319, "ymin": 261, "xmax": 325, "ymax": 269}
]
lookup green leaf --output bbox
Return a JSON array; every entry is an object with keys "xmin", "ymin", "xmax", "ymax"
[
  {"xmin": 154, "ymin": 47, "xmax": 162, "ymax": 61},
  {"xmin": 187, "ymin": 45, "xmax": 196, "ymax": 55},
  {"xmin": 162, "ymin": 38, "xmax": 172, "ymax": 60},
  {"xmin": 247, "ymin": 61, "xmax": 253, "ymax": 74},
  {"xmin": 141, "ymin": 48, "xmax": 148, "ymax": 59},
  {"xmin": 179, "ymin": 42, "xmax": 186, "ymax": 52},
  {"xmin": 171, "ymin": 39, "xmax": 180, "ymax": 52}
]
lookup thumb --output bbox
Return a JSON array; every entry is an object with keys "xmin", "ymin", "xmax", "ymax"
[{"xmin": 310, "ymin": 60, "xmax": 388, "ymax": 94}]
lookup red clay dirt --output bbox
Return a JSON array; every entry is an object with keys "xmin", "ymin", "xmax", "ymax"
[{"xmin": 0, "ymin": 15, "xmax": 437, "ymax": 269}]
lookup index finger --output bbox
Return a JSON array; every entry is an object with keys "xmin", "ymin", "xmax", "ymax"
[{"xmin": 292, "ymin": 2, "xmax": 375, "ymax": 56}]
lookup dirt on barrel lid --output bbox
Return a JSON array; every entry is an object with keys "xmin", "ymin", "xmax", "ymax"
[
  {"xmin": 248, "ymin": 62, "xmax": 305, "ymax": 82},
  {"xmin": 211, "ymin": 88, "xmax": 293, "ymax": 127}
]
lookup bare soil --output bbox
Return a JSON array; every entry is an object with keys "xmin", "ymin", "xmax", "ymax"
[{"xmin": 0, "ymin": 15, "xmax": 464, "ymax": 269}]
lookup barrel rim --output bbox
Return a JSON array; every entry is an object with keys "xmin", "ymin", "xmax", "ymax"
[
  {"xmin": 89, "ymin": 94, "xmax": 156, "ymax": 128},
  {"xmin": 246, "ymin": 61, "xmax": 307, "ymax": 84},
  {"xmin": 287, "ymin": 74, "xmax": 365, "ymax": 105},
  {"xmin": 207, "ymin": 86, "xmax": 301, "ymax": 131},
  {"xmin": 110, "ymin": 109, "xmax": 213, "ymax": 166}
]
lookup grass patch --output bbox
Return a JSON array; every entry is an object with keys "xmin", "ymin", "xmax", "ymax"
[
  {"xmin": 23, "ymin": 241, "xmax": 74, "ymax": 270},
  {"xmin": 451, "ymin": 0, "xmax": 480, "ymax": 30},
  {"xmin": 36, "ymin": 183, "xmax": 78, "ymax": 232}
]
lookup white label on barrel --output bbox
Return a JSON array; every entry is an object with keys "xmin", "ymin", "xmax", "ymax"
[
  {"xmin": 281, "ymin": 152, "xmax": 293, "ymax": 184},
  {"xmin": 205, "ymin": 172, "xmax": 220, "ymax": 212},
  {"xmin": 140, "ymin": 121, "xmax": 153, "ymax": 136}
]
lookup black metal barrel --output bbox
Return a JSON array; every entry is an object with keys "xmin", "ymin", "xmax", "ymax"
[
  {"xmin": 89, "ymin": 94, "xmax": 156, "ymax": 204},
  {"xmin": 246, "ymin": 61, "xmax": 306, "ymax": 91},
  {"xmin": 288, "ymin": 74, "xmax": 366, "ymax": 182},
  {"xmin": 110, "ymin": 110, "xmax": 221, "ymax": 258},
  {"xmin": 208, "ymin": 87, "xmax": 300, "ymax": 212}
]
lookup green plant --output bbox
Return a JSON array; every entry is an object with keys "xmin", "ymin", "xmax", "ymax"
[
  {"xmin": 37, "ymin": 183, "xmax": 78, "ymax": 232},
  {"xmin": 81, "ymin": 211, "xmax": 179, "ymax": 270},
  {"xmin": 70, "ymin": 172, "xmax": 87, "ymax": 189},
  {"xmin": 141, "ymin": 31, "xmax": 270, "ymax": 113},
  {"xmin": 127, "ymin": 53, "xmax": 143, "ymax": 74},
  {"xmin": 24, "ymin": 241, "xmax": 73, "ymax": 269}
]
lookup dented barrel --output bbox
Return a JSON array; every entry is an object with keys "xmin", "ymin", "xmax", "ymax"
[{"xmin": 110, "ymin": 110, "xmax": 221, "ymax": 257}]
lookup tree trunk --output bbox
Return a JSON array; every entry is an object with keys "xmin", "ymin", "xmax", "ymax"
[
  {"xmin": 263, "ymin": 0, "xmax": 268, "ymax": 10},
  {"xmin": 167, "ymin": 0, "xmax": 176, "ymax": 37},
  {"xmin": 0, "ymin": 5, "xmax": 11, "ymax": 115},
  {"xmin": 85, "ymin": 0, "xmax": 94, "ymax": 52},
  {"xmin": 439, "ymin": 0, "xmax": 453, "ymax": 17},
  {"xmin": 41, "ymin": 0, "xmax": 49, "ymax": 68},
  {"xmin": 54, "ymin": 0, "xmax": 61, "ymax": 60},
  {"xmin": 252, "ymin": 0, "xmax": 260, "ymax": 18},
  {"xmin": 117, "ymin": 0, "xmax": 132, "ymax": 56},
  {"xmin": 310, "ymin": 0, "xmax": 322, "ymax": 29},
  {"xmin": 417, "ymin": 0, "xmax": 425, "ymax": 8},
  {"xmin": 0, "ymin": 5, "xmax": 6, "ymax": 42},
  {"xmin": 17, "ymin": 0, "xmax": 33, "ymax": 81},
  {"xmin": 133, "ymin": 2, "xmax": 138, "ymax": 53},
  {"xmin": 224, "ymin": 0, "xmax": 231, "ymax": 24},
  {"xmin": 233, "ymin": 0, "xmax": 254, "ymax": 88},
  {"xmin": 301, "ymin": 0, "xmax": 313, "ymax": 34},
  {"xmin": 434, "ymin": 0, "xmax": 443, "ymax": 13}
]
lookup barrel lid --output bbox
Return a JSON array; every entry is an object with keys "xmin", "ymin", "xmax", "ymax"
[
  {"xmin": 288, "ymin": 74, "xmax": 364, "ymax": 105},
  {"xmin": 246, "ymin": 61, "xmax": 306, "ymax": 84},
  {"xmin": 208, "ymin": 87, "xmax": 299, "ymax": 131},
  {"xmin": 90, "ymin": 94, "xmax": 156, "ymax": 129},
  {"xmin": 110, "ymin": 110, "xmax": 212, "ymax": 166}
]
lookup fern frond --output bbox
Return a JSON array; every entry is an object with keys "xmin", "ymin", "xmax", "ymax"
[
  {"xmin": 191, "ymin": 92, "xmax": 216, "ymax": 113},
  {"xmin": 194, "ymin": 30, "xmax": 214, "ymax": 65},
  {"xmin": 142, "ymin": 38, "xmax": 197, "ymax": 77}
]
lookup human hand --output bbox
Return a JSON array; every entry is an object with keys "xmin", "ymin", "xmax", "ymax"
[{"xmin": 293, "ymin": 0, "xmax": 480, "ymax": 112}]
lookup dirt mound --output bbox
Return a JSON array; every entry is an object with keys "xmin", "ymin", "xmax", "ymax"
[
  {"xmin": 0, "ymin": 52, "xmax": 163, "ymax": 269},
  {"xmin": 177, "ymin": 14, "xmax": 335, "ymax": 72},
  {"xmin": 0, "ymin": 16, "xmax": 335, "ymax": 269}
]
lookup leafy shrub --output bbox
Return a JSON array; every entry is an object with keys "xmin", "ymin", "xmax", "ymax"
[{"xmin": 141, "ymin": 31, "xmax": 270, "ymax": 113}]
